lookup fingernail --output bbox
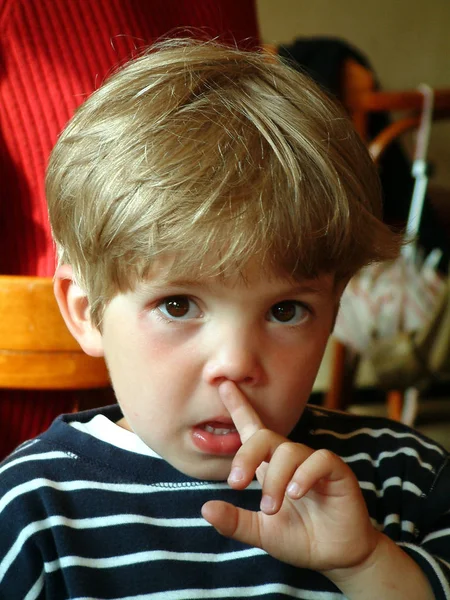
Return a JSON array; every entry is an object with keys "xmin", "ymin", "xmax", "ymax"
[
  {"xmin": 228, "ymin": 467, "xmax": 244, "ymax": 484},
  {"xmin": 287, "ymin": 482, "xmax": 301, "ymax": 498},
  {"xmin": 260, "ymin": 495, "xmax": 275, "ymax": 513}
]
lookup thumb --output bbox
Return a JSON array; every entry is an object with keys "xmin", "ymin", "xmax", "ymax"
[{"xmin": 201, "ymin": 501, "xmax": 262, "ymax": 548}]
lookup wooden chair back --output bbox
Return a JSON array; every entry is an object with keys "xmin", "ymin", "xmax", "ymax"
[
  {"xmin": 0, "ymin": 275, "xmax": 109, "ymax": 390},
  {"xmin": 340, "ymin": 59, "xmax": 450, "ymax": 139},
  {"xmin": 326, "ymin": 64, "xmax": 450, "ymax": 418}
]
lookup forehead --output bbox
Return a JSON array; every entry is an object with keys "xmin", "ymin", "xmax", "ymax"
[{"xmin": 137, "ymin": 254, "xmax": 337, "ymax": 297}]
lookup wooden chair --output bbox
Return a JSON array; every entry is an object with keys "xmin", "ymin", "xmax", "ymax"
[
  {"xmin": 0, "ymin": 276, "xmax": 110, "ymax": 399},
  {"xmin": 325, "ymin": 62, "xmax": 450, "ymax": 419},
  {"xmin": 340, "ymin": 59, "xmax": 450, "ymax": 140}
]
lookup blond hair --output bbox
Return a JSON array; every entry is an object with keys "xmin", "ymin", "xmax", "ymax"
[{"xmin": 47, "ymin": 38, "xmax": 400, "ymax": 326}]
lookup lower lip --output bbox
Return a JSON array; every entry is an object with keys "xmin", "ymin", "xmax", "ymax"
[{"xmin": 191, "ymin": 426, "xmax": 242, "ymax": 455}]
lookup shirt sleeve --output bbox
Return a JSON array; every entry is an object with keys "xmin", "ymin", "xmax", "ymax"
[
  {"xmin": 0, "ymin": 455, "xmax": 47, "ymax": 598},
  {"xmin": 399, "ymin": 456, "xmax": 450, "ymax": 600}
]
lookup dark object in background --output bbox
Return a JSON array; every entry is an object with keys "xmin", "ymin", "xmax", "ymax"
[{"xmin": 279, "ymin": 37, "xmax": 449, "ymax": 273}]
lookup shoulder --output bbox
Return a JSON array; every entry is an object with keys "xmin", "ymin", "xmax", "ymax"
[
  {"xmin": 295, "ymin": 404, "xmax": 448, "ymax": 504},
  {"xmin": 298, "ymin": 404, "xmax": 447, "ymax": 465},
  {"xmin": 0, "ymin": 418, "xmax": 84, "ymax": 501},
  {"xmin": 0, "ymin": 405, "xmax": 122, "ymax": 488},
  {"xmin": 296, "ymin": 404, "xmax": 449, "ymax": 541}
]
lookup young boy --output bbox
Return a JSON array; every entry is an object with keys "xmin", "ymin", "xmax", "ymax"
[{"xmin": 0, "ymin": 39, "xmax": 449, "ymax": 599}]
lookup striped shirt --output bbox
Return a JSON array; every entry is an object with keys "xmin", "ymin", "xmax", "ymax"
[{"xmin": 0, "ymin": 404, "xmax": 449, "ymax": 599}]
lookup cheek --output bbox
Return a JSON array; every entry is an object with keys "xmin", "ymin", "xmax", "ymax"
[
  {"xmin": 105, "ymin": 317, "xmax": 177, "ymax": 364},
  {"xmin": 103, "ymin": 321, "xmax": 197, "ymax": 404},
  {"xmin": 137, "ymin": 314, "xmax": 199, "ymax": 354},
  {"xmin": 273, "ymin": 331, "xmax": 328, "ymax": 378},
  {"xmin": 263, "ymin": 333, "xmax": 329, "ymax": 433}
]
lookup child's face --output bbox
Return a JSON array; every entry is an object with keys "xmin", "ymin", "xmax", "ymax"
[{"xmin": 98, "ymin": 260, "xmax": 340, "ymax": 481}]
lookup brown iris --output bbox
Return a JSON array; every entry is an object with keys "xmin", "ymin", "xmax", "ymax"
[
  {"xmin": 164, "ymin": 297, "xmax": 190, "ymax": 318},
  {"xmin": 271, "ymin": 301, "xmax": 297, "ymax": 322}
]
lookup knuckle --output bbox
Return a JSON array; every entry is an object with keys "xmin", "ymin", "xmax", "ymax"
[
  {"xmin": 314, "ymin": 448, "xmax": 338, "ymax": 464},
  {"xmin": 276, "ymin": 441, "xmax": 300, "ymax": 461},
  {"xmin": 253, "ymin": 428, "xmax": 273, "ymax": 443}
]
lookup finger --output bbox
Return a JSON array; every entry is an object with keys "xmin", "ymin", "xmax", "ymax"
[
  {"xmin": 228, "ymin": 429, "xmax": 285, "ymax": 490},
  {"xmin": 285, "ymin": 448, "xmax": 357, "ymax": 500},
  {"xmin": 201, "ymin": 500, "xmax": 262, "ymax": 550},
  {"xmin": 260, "ymin": 442, "xmax": 314, "ymax": 514},
  {"xmin": 218, "ymin": 381, "xmax": 264, "ymax": 444}
]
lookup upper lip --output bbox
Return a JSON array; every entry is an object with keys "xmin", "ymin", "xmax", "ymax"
[{"xmin": 196, "ymin": 416, "xmax": 235, "ymax": 427}]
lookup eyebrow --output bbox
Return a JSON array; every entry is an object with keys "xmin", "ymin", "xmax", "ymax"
[
  {"xmin": 139, "ymin": 278, "xmax": 329, "ymax": 296},
  {"xmin": 140, "ymin": 278, "xmax": 212, "ymax": 292},
  {"xmin": 284, "ymin": 284, "xmax": 328, "ymax": 296}
]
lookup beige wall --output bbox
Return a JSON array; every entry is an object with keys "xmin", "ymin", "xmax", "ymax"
[{"xmin": 257, "ymin": 0, "xmax": 450, "ymax": 187}]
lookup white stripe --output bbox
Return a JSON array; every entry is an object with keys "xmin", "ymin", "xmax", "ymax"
[
  {"xmin": 359, "ymin": 477, "xmax": 423, "ymax": 498},
  {"xmin": 9, "ymin": 438, "xmax": 40, "ymax": 456},
  {"xmin": 370, "ymin": 515, "xmax": 416, "ymax": 534},
  {"xmin": 0, "ymin": 477, "xmax": 259, "ymax": 516},
  {"xmin": 399, "ymin": 543, "xmax": 450, "ymax": 597},
  {"xmin": 45, "ymin": 547, "xmax": 266, "ymax": 573},
  {"xmin": 342, "ymin": 448, "xmax": 434, "ymax": 472},
  {"xmin": 312, "ymin": 427, "xmax": 445, "ymax": 455},
  {"xmin": 73, "ymin": 583, "xmax": 344, "ymax": 599},
  {"xmin": 56, "ymin": 514, "xmax": 206, "ymax": 528},
  {"xmin": 422, "ymin": 527, "xmax": 450, "ymax": 544},
  {"xmin": 0, "ymin": 451, "xmax": 72, "ymax": 476},
  {"xmin": 23, "ymin": 569, "xmax": 45, "ymax": 600},
  {"xmin": 0, "ymin": 514, "xmax": 210, "ymax": 582},
  {"xmin": 382, "ymin": 514, "xmax": 416, "ymax": 534},
  {"xmin": 439, "ymin": 557, "xmax": 450, "ymax": 571}
]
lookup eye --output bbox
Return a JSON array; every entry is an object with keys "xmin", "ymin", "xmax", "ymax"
[
  {"xmin": 267, "ymin": 301, "xmax": 309, "ymax": 325},
  {"xmin": 157, "ymin": 296, "xmax": 202, "ymax": 320}
]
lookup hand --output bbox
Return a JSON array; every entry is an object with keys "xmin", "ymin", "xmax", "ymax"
[{"xmin": 201, "ymin": 381, "xmax": 381, "ymax": 573}]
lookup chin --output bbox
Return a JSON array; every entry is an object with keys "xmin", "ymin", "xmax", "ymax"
[{"xmin": 177, "ymin": 457, "xmax": 233, "ymax": 482}]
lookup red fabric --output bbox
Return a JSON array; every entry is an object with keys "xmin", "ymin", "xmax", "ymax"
[{"xmin": 0, "ymin": 0, "xmax": 260, "ymax": 458}]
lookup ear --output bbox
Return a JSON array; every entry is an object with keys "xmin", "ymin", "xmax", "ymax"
[{"xmin": 54, "ymin": 264, "xmax": 104, "ymax": 357}]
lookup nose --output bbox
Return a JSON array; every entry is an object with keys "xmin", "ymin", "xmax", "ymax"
[{"xmin": 202, "ymin": 324, "xmax": 264, "ymax": 387}]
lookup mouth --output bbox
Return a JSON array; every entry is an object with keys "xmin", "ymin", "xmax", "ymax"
[
  {"xmin": 201, "ymin": 422, "xmax": 237, "ymax": 436},
  {"xmin": 191, "ymin": 419, "xmax": 241, "ymax": 455}
]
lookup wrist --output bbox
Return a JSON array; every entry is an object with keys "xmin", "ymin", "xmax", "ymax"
[
  {"xmin": 323, "ymin": 533, "xmax": 434, "ymax": 600},
  {"xmin": 321, "ymin": 530, "xmax": 384, "ymax": 587}
]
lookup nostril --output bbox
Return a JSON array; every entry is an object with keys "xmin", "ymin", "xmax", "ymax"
[
  {"xmin": 211, "ymin": 375, "xmax": 254, "ymax": 387},
  {"xmin": 203, "ymin": 358, "xmax": 261, "ymax": 386}
]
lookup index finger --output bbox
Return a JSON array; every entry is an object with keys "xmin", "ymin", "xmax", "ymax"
[{"xmin": 218, "ymin": 381, "xmax": 265, "ymax": 444}]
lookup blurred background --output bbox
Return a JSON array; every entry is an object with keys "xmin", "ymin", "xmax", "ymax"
[
  {"xmin": 257, "ymin": 0, "xmax": 450, "ymax": 189},
  {"xmin": 257, "ymin": 0, "xmax": 450, "ymax": 448}
]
